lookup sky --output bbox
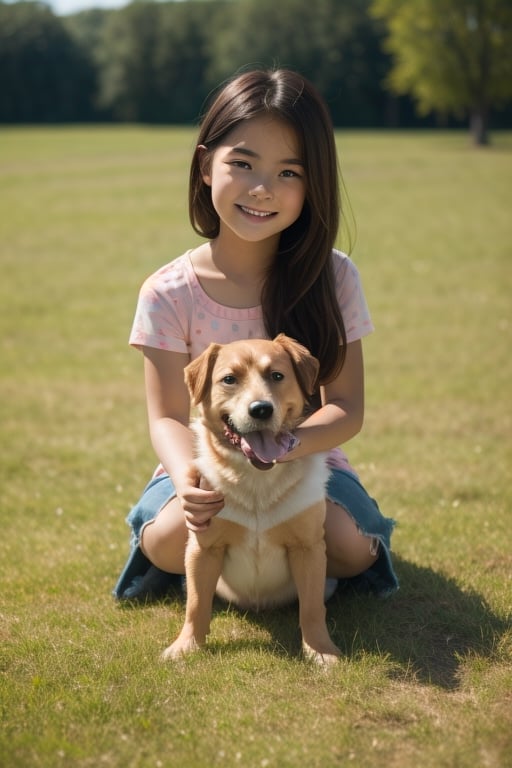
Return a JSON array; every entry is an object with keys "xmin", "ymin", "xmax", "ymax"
[
  {"xmin": 49, "ymin": 0, "xmax": 128, "ymax": 13},
  {"xmin": 3, "ymin": 0, "xmax": 130, "ymax": 14},
  {"xmin": 8, "ymin": 0, "xmax": 187, "ymax": 14}
]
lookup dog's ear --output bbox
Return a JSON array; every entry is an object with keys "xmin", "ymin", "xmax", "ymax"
[
  {"xmin": 184, "ymin": 343, "xmax": 221, "ymax": 405},
  {"xmin": 273, "ymin": 333, "xmax": 320, "ymax": 397}
]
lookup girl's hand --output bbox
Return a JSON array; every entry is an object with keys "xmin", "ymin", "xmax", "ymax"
[{"xmin": 176, "ymin": 468, "xmax": 224, "ymax": 533}]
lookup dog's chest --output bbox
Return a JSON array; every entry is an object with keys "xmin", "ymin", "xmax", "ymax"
[
  {"xmin": 214, "ymin": 454, "xmax": 328, "ymax": 532},
  {"xmin": 201, "ymin": 452, "xmax": 330, "ymax": 610},
  {"xmin": 216, "ymin": 529, "xmax": 297, "ymax": 609}
]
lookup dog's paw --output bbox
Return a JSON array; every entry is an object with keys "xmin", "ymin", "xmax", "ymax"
[
  {"xmin": 302, "ymin": 640, "xmax": 341, "ymax": 666},
  {"xmin": 307, "ymin": 650, "xmax": 341, "ymax": 667},
  {"xmin": 161, "ymin": 636, "xmax": 201, "ymax": 661}
]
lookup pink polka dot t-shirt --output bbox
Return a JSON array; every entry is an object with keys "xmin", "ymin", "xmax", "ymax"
[{"xmin": 129, "ymin": 248, "xmax": 373, "ymax": 473}]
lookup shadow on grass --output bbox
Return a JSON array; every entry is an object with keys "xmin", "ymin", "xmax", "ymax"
[
  {"xmin": 119, "ymin": 556, "xmax": 508, "ymax": 690},
  {"xmin": 341, "ymin": 555, "xmax": 510, "ymax": 689},
  {"xmin": 218, "ymin": 556, "xmax": 509, "ymax": 689}
]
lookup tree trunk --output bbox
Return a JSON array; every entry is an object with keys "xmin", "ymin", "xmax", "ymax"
[{"xmin": 470, "ymin": 108, "xmax": 489, "ymax": 146}]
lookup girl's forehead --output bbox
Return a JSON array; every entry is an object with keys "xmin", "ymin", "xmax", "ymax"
[{"xmin": 222, "ymin": 116, "xmax": 301, "ymax": 157}]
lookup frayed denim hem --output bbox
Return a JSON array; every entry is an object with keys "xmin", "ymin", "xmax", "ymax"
[
  {"xmin": 113, "ymin": 467, "xmax": 399, "ymax": 601},
  {"xmin": 327, "ymin": 468, "xmax": 399, "ymax": 597}
]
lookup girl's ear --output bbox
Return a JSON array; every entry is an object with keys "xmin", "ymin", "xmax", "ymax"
[{"xmin": 197, "ymin": 144, "xmax": 212, "ymax": 186}]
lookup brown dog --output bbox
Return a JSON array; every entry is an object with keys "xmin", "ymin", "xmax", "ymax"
[{"xmin": 162, "ymin": 334, "xmax": 341, "ymax": 664}]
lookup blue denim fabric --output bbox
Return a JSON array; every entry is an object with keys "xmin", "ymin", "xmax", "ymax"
[
  {"xmin": 113, "ymin": 468, "xmax": 398, "ymax": 600},
  {"xmin": 113, "ymin": 473, "xmax": 177, "ymax": 600},
  {"xmin": 326, "ymin": 469, "xmax": 398, "ymax": 597}
]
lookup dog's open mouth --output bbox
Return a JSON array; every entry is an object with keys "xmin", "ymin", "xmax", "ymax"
[{"xmin": 222, "ymin": 416, "xmax": 299, "ymax": 470}]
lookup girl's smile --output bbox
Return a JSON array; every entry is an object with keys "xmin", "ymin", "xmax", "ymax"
[
  {"xmin": 238, "ymin": 205, "xmax": 276, "ymax": 219},
  {"xmin": 201, "ymin": 116, "xmax": 306, "ymax": 247}
]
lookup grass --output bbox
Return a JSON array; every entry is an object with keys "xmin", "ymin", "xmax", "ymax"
[{"xmin": 1, "ymin": 126, "xmax": 511, "ymax": 768}]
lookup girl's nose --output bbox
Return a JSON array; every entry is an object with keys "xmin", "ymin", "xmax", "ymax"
[{"xmin": 249, "ymin": 180, "xmax": 273, "ymax": 199}]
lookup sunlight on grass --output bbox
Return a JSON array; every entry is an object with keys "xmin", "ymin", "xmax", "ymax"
[{"xmin": 0, "ymin": 127, "xmax": 511, "ymax": 768}]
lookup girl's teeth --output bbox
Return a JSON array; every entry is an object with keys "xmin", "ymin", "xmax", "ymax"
[{"xmin": 241, "ymin": 206, "xmax": 272, "ymax": 217}]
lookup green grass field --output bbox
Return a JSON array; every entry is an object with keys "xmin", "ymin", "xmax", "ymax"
[{"xmin": 1, "ymin": 126, "xmax": 511, "ymax": 768}]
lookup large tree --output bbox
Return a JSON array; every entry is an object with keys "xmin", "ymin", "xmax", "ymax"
[{"xmin": 371, "ymin": 0, "xmax": 512, "ymax": 144}]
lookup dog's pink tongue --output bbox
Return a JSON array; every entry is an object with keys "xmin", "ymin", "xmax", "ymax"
[{"xmin": 240, "ymin": 430, "xmax": 299, "ymax": 464}]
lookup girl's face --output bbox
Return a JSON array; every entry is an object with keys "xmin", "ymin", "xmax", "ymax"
[{"xmin": 201, "ymin": 116, "xmax": 306, "ymax": 247}]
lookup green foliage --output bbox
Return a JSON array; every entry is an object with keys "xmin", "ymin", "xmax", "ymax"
[
  {"xmin": 2, "ymin": 0, "xmax": 511, "ymax": 133},
  {"xmin": 0, "ymin": 1, "xmax": 97, "ymax": 121},
  {"xmin": 93, "ymin": 0, "xmax": 214, "ymax": 122},
  {"xmin": 371, "ymin": 0, "xmax": 512, "ymax": 143},
  {"xmin": 92, "ymin": 0, "xmax": 388, "ymax": 125},
  {"xmin": 209, "ymin": 0, "xmax": 389, "ymax": 126},
  {"xmin": 0, "ymin": 126, "xmax": 511, "ymax": 767},
  {"xmin": 0, "ymin": 0, "xmax": 393, "ymax": 127}
]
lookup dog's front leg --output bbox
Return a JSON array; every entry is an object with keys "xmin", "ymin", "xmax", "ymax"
[
  {"xmin": 287, "ymin": 506, "xmax": 341, "ymax": 666},
  {"xmin": 162, "ymin": 531, "xmax": 224, "ymax": 661}
]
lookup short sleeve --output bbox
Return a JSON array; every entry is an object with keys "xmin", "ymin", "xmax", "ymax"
[
  {"xmin": 332, "ymin": 250, "xmax": 374, "ymax": 343},
  {"xmin": 129, "ymin": 259, "xmax": 192, "ymax": 353}
]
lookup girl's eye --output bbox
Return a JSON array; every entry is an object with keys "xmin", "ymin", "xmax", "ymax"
[
  {"xmin": 271, "ymin": 371, "xmax": 284, "ymax": 382},
  {"xmin": 222, "ymin": 375, "xmax": 237, "ymax": 385},
  {"xmin": 280, "ymin": 169, "xmax": 301, "ymax": 178},
  {"xmin": 230, "ymin": 160, "xmax": 251, "ymax": 170}
]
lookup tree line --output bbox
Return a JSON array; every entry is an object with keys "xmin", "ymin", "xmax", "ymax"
[{"xmin": 1, "ymin": 0, "xmax": 511, "ymax": 138}]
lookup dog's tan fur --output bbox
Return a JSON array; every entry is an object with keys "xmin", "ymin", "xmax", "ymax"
[{"xmin": 162, "ymin": 334, "xmax": 341, "ymax": 664}]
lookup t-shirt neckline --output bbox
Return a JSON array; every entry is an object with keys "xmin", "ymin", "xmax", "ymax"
[{"xmin": 185, "ymin": 250, "xmax": 263, "ymax": 319}]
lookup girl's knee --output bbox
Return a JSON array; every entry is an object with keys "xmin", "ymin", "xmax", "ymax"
[
  {"xmin": 140, "ymin": 499, "xmax": 188, "ymax": 574},
  {"xmin": 324, "ymin": 501, "xmax": 379, "ymax": 578}
]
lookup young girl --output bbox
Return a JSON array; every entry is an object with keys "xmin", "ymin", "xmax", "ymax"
[{"xmin": 114, "ymin": 68, "xmax": 398, "ymax": 603}]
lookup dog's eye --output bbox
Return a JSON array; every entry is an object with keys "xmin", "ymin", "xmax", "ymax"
[
  {"xmin": 222, "ymin": 375, "xmax": 237, "ymax": 385},
  {"xmin": 271, "ymin": 371, "xmax": 284, "ymax": 382}
]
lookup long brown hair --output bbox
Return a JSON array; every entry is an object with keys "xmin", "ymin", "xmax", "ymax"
[{"xmin": 189, "ymin": 68, "xmax": 346, "ymax": 383}]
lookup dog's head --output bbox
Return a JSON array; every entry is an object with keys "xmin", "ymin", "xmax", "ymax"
[{"xmin": 184, "ymin": 334, "xmax": 319, "ymax": 468}]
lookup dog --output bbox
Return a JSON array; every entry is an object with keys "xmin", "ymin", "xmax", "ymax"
[{"xmin": 162, "ymin": 334, "xmax": 341, "ymax": 664}]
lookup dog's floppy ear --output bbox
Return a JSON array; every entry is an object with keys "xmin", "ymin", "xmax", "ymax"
[
  {"xmin": 273, "ymin": 333, "xmax": 320, "ymax": 397},
  {"xmin": 184, "ymin": 343, "xmax": 221, "ymax": 405}
]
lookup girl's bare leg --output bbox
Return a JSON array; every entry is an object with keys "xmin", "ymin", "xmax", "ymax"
[
  {"xmin": 324, "ymin": 500, "xmax": 379, "ymax": 578},
  {"xmin": 140, "ymin": 497, "xmax": 378, "ymax": 580},
  {"xmin": 140, "ymin": 497, "xmax": 188, "ymax": 575}
]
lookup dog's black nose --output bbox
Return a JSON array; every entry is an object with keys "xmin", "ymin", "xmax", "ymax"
[{"xmin": 249, "ymin": 400, "xmax": 274, "ymax": 420}]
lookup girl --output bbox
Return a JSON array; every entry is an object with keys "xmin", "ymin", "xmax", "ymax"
[{"xmin": 114, "ymin": 68, "xmax": 398, "ymax": 603}]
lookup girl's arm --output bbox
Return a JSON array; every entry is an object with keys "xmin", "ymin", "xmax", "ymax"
[
  {"xmin": 142, "ymin": 346, "xmax": 224, "ymax": 530},
  {"xmin": 280, "ymin": 339, "xmax": 365, "ymax": 460}
]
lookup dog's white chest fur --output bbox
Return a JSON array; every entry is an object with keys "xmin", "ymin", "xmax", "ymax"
[
  {"xmin": 192, "ymin": 420, "xmax": 329, "ymax": 609},
  {"xmin": 192, "ymin": 419, "xmax": 329, "ymax": 532},
  {"xmin": 217, "ymin": 530, "xmax": 299, "ymax": 609}
]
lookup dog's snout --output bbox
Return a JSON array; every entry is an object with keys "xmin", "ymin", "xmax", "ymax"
[{"xmin": 248, "ymin": 400, "xmax": 274, "ymax": 421}]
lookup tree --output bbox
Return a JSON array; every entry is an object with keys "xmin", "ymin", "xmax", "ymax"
[
  {"xmin": 95, "ymin": 0, "xmax": 214, "ymax": 122},
  {"xmin": 64, "ymin": 8, "xmax": 112, "ymax": 118},
  {"xmin": 208, "ymin": 0, "xmax": 389, "ymax": 127},
  {"xmin": 152, "ymin": 1, "xmax": 214, "ymax": 123},
  {"xmin": 0, "ymin": 1, "xmax": 97, "ymax": 122},
  {"xmin": 95, "ymin": 1, "xmax": 162, "ymax": 121},
  {"xmin": 371, "ymin": 0, "xmax": 512, "ymax": 144}
]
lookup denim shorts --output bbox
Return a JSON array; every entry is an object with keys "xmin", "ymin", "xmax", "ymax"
[{"xmin": 113, "ymin": 468, "xmax": 398, "ymax": 601}]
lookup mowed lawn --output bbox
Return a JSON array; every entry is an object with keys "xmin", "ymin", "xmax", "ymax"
[{"xmin": 0, "ymin": 126, "xmax": 510, "ymax": 768}]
